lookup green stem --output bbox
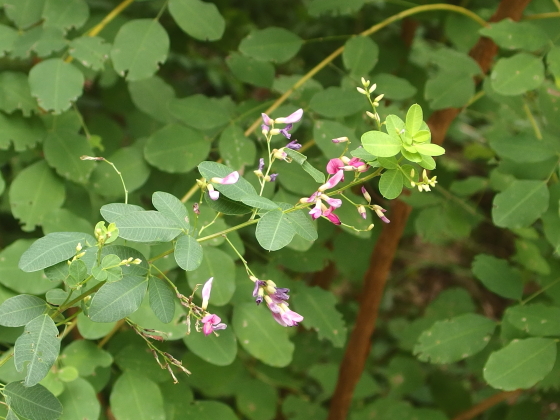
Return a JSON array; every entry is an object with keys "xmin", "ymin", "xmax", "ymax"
[
  {"xmin": 54, "ymin": 282, "xmax": 105, "ymax": 316},
  {"xmin": 520, "ymin": 278, "xmax": 560, "ymax": 305}
]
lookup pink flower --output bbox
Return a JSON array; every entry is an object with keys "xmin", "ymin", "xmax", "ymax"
[
  {"xmin": 211, "ymin": 171, "xmax": 239, "ymax": 185},
  {"xmin": 327, "ymin": 158, "xmax": 344, "ymax": 174},
  {"xmin": 361, "ymin": 186, "xmax": 371, "ymax": 204},
  {"xmin": 275, "ymin": 108, "xmax": 303, "ymax": 124},
  {"xmin": 309, "ymin": 201, "xmax": 323, "ymax": 220},
  {"xmin": 357, "ymin": 205, "xmax": 367, "ymax": 219},
  {"xmin": 207, "ymin": 184, "xmax": 220, "ymax": 200},
  {"xmin": 332, "ymin": 136, "xmax": 349, "ymax": 143},
  {"xmin": 201, "ymin": 314, "xmax": 227, "ymax": 336},
  {"xmin": 320, "ymin": 194, "xmax": 342, "ymax": 208},
  {"xmin": 373, "ymin": 205, "xmax": 390, "ymax": 223},
  {"xmin": 323, "ymin": 206, "xmax": 341, "ymax": 225},
  {"xmin": 201, "ymin": 277, "xmax": 213, "ymax": 310},
  {"xmin": 319, "ymin": 170, "xmax": 344, "ymax": 192},
  {"xmin": 261, "ymin": 113, "xmax": 273, "ymax": 126},
  {"xmin": 281, "ymin": 309, "xmax": 304, "ymax": 326}
]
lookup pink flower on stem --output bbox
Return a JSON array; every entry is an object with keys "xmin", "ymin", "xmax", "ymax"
[
  {"xmin": 373, "ymin": 205, "xmax": 390, "ymax": 223},
  {"xmin": 207, "ymin": 184, "xmax": 220, "ymax": 201},
  {"xmin": 274, "ymin": 108, "xmax": 303, "ymax": 124},
  {"xmin": 201, "ymin": 277, "xmax": 213, "ymax": 310},
  {"xmin": 319, "ymin": 170, "xmax": 344, "ymax": 192},
  {"xmin": 320, "ymin": 194, "xmax": 342, "ymax": 208},
  {"xmin": 261, "ymin": 113, "xmax": 273, "ymax": 126},
  {"xmin": 327, "ymin": 158, "xmax": 344, "ymax": 175},
  {"xmin": 357, "ymin": 205, "xmax": 367, "ymax": 219},
  {"xmin": 265, "ymin": 298, "xmax": 303, "ymax": 327},
  {"xmin": 211, "ymin": 171, "xmax": 239, "ymax": 185},
  {"xmin": 201, "ymin": 314, "xmax": 227, "ymax": 336},
  {"xmin": 323, "ymin": 206, "xmax": 341, "ymax": 225},
  {"xmin": 309, "ymin": 201, "xmax": 323, "ymax": 220},
  {"xmin": 361, "ymin": 186, "xmax": 371, "ymax": 204}
]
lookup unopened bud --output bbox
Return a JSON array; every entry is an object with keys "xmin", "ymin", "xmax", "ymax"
[
  {"xmin": 368, "ymin": 83, "xmax": 377, "ymax": 93},
  {"xmin": 367, "ymin": 224, "xmax": 374, "ymax": 230},
  {"xmin": 361, "ymin": 77, "xmax": 369, "ymax": 88},
  {"xmin": 132, "ymin": 258, "xmax": 142, "ymax": 265},
  {"xmin": 357, "ymin": 87, "xmax": 367, "ymax": 95},
  {"xmin": 374, "ymin": 94, "xmax": 384, "ymax": 102},
  {"xmin": 366, "ymin": 111, "xmax": 375, "ymax": 119},
  {"xmin": 76, "ymin": 243, "xmax": 82, "ymax": 252}
]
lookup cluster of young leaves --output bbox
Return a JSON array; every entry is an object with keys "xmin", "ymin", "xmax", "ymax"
[{"xmin": 0, "ymin": 0, "xmax": 560, "ymax": 419}]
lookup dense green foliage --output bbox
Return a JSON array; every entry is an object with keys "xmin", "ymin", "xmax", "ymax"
[{"xmin": 0, "ymin": 0, "xmax": 560, "ymax": 419}]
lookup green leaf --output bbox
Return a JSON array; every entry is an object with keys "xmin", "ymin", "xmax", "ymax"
[
  {"xmin": 4, "ymin": 382, "xmax": 62, "ymax": 420},
  {"xmin": 414, "ymin": 314, "xmax": 496, "ymax": 364},
  {"xmin": 547, "ymin": 46, "xmax": 560, "ymax": 81},
  {"xmin": 100, "ymin": 203, "xmax": 144, "ymax": 223},
  {"xmin": 58, "ymin": 377, "xmax": 100, "ymax": 420},
  {"xmin": 28, "ymin": 59, "xmax": 84, "ymax": 114},
  {"xmin": 145, "ymin": 124, "xmax": 210, "ymax": 173},
  {"xmin": 0, "ymin": 295, "xmax": 48, "ymax": 327},
  {"xmin": 0, "ymin": 72, "xmax": 36, "ymax": 116},
  {"xmin": 12, "ymin": 26, "xmax": 66, "ymax": 59},
  {"xmin": 170, "ymin": 95, "xmax": 231, "ymax": 130},
  {"xmin": 43, "ymin": 129, "xmax": 94, "ymax": 184},
  {"xmin": 425, "ymin": 71, "xmax": 474, "ymax": 110},
  {"xmin": 405, "ymin": 104, "xmax": 423, "ymax": 136},
  {"xmin": 414, "ymin": 143, "xmax": 445, "ymax": 156},
  {"xmin": 256, "ymin": 209, "xmax": 296, "ymax": 251},
  {"xmin": 19, "ymin": 232, "xmax": 94, "ymax": 272},
  {"xmin": 505, "ymin": 304, "xmax": 560, "ymax": 337},
  {"xmin": 479, "ymin": 19, "xmax": 549, "ymax": 52},
  {"xmin": 14, "ymin": 314, "xmax": 60, "ymax": 387},
  {"xmin": 309, "ymin": 87, "xmax": 364, "ymax": 118},
  {"xmin": 68, "ymin": 36, "xmax": 111, "ymax": 71},
  {"xmin": 76, "ymin": 313, "xmax": 116, "ymax": 340},
  {"xmin": 110, "ymin": 371, "xmax": 165, "ymax": 420},
  {"xmin": 218, "ymin": 125, "xmax": 256, "ymax": 170},
  {"xmin": 292, "ymin": 285, "xmax": 347, "ymax": 347},
  {"xmin": 115, "ymin": 211, "xmax": 183, "ymax": 242},
  {"xmin": 240, "ymin": 195, "xmax": 279, "ymax": 210},
  {"xmin": 313, "ymin": 120, "xmax": 357, "ymax": 160},
  {"xmin": 148, "ymin": 276, "xmax": 175, "ymax": 324},
  {"xmin": 129, "ymin": 76, "xmax": 175, "ymax": 123},
  {"xmin": 491, "ymin": 53, "xmax": 545, "ymax": 96},
  {"xmin": 0, "ymin": 113, "xmax": 44, "ymax": 151},
  {"xmin": 430, "ymin": 48, "xmax": 481, "ymax": 76},
  {"xmin": 226, "ymin": 52, "xmax": 275, "ymax": 88},
  {"xmin": 342, "ymin": 36, "xmax": 379, "ymax": 76},
  {"xmin": 492, "ymin": 180, "xmax": 549, "ymax": 228},
  {"xmin": 60, "ymin": 340, "xmax": 112, "ymax": 376},
  {"xmin": 168, "ymin": 0, "xmax": 225, "ymax": 41},
  {"xmin": 489, "ymin": 132, "xmax": 555, "ymax": 163},
  {"xmin": 239, "ymin": 27, "xmax": 303, "ymax": 63},
  {"xmin": 471, "ymin": 254, "xmax": 523, "ymax": 300},
  {"xmin": 152, "ymin": 191, "xmax": 190, "ymax": 230},
  {"xmin": 198, "ymin": 161, "xmax": 258, "ymax": 200},
  {"xmin": 42, "ymin": 0, "xmax": 89, "ymax": 31},
  {"xmin": 373, "ymin": 73, "xmax": 417, "ymax": 100},
  {"xmin": 285, "ymin": 208, "xmax": 318, "ymax": 242},
  {"xmin": 183, "ymin": 401, "xmax": 238, "ymax": 420},
  {"xmin": 483, "ymin": 338, "xmax": 557, "ymax": 390},
  {"xmin": 187, "ymin": 247, "xmax": 235, "ymax": 306},
  {"xmin": 0, "ymin": 24, "xmax": 18, "ymax": 57},
  {"xmin": 361, "ymin": 130, "xmax": 401, "ymax": 157},
  {"xmin": 204, "ymin": 193, "xmax": 252, "ymax": 215},
  {"xmin": 91, "ymin": 145, "xmax": 150, "ymax": 198},
  {"xmin": 175, "ymin": 235, "xmax": 204, "ymax": 271},
  {"xmin": 3, "ymin": 0, "xmax": 46, "ymax": 29},
  {"xmin": 233, "ymin": 302, "xmax": 294, "ymax": 367},
  {"xmin": 88, "ymin": 275, "xmax": 148, "ymax": 322},
  {"xmin": 235, "ymin": 378, "xmax": 277, "ymax": 420},
  {"xmin": 379, "ymin": 169, "xmax": 404, "ymax": 199},
  {"xmin": 183, "ymin": 322, "xmax": 237, "ymax": 366},
  {"xmin": 110, "ymin": 19, "xmax": 169, "ymax": 81}
]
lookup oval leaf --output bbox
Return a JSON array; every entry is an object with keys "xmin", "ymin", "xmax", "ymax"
[
  {"xmin": 115, "ymin": 211, "xmax": 183, "ymax": 242},
  {"xmin": 492, "ymin": 180, "xmax": 549, "ymax": 228},
  {"xmin": 361, "ymin": 130, "xmax": 401, "ymax": 157},
  {"xmin": 0, "ymin": 295, "xmax": 48, "ymax": 327},
  {"xmin": 88, "ymin": 275, "xmax": 148, "ymax": 322},
  {"xmin": 148, "ymin": 275, "xmax": 175, "ymax": 324},
  {"xmin": 4, "ymin": 382, "xmax": 62, "ymax": 420},
  {"xmin": 168, "ymin": 0, "xmax": 225, "ymax": 41},
  {"xmin": 256, "ymin": 209, "xmax": 296, "ymax": 251},
  {"xmin": 174, "ymin": 235, "xmax": 203, "ymax": 271}
]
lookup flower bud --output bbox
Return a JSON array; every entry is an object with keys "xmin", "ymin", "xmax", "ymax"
[
  {"xmin": 357, "ymin": 87, "xmax": 367, "ymax": 95},
  {"xmin": 368, "ymin": 83, "xmax": 377, "ymax": 93}
]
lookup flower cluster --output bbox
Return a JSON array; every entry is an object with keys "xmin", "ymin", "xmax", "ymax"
[
  {"xmin": 261, "ymin": 109, "xmax": 303, "ymax": 138},
  {"xmin": 410, "ymin": 169, "xmax": 438, "ymax": 192},
  {"xmin": 251, "ymin": 276, "xmax": 303, "ymax": 327},
  {"xmin": 300, "ymin": 170, "xmax": 345, "ymax": 225}
]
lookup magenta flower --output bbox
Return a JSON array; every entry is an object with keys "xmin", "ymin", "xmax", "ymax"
[
  {"xmin": 201, "ymin": 314, "xmax": 227, "ymax": 336},
  {"xmin": 280, "ymin": 124, "xmax": 293, "ymax": 139},
  {"xmin": 327, "ymin": 158, "xmax": 344, "ymax": 174},
  {"xmin": 323, "ymin": 206, "xmax": 341, "ymax": 225},
  {"xmin": 309, "ymin": 201, "xmax": 323, "ymax": 220},
  {"xmin": 319, "ymin": 170, "xmax": 344, "ymax": 192},
  {"xmin": 275, "ymin": 108, "xmax": 303, "ymax": 124},
  {"xmin": 373, "ymin": 205, "xmax": 390, "ymax": 223},
  {"xmin": 201, "ymin": 277, "xmax": 213, "ymax": 310}
]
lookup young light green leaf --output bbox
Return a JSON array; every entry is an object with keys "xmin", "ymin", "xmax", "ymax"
[
  {"xmin": 58, "ymin": 377, "xmax": 100, "ymax": 420},
  {"xmin": 88, "ymin": 275, "xmax": 148, "ymax": 322},
  {"xmin": 28, "ymin": 59, "xmax": 84, "ymax": 114},
  {"xmin": 342, "ymin": 36, "xmax": 379, "ymax": 76},
  {"xmin": 291, "ymin": 285, "xmax": 347, "ymax": 347},
  {"xmin": 198, "ymin": 161, "xmax": 258, "ymax": 200},
  {"xmin": 183, "ymin": 322, "xmax": 237, "ymax": 366},
  {"xmin": 152, "ymin": 191, "xmax": 190, "ymax": 230},
  {"xmin": 379, "ymin": 169, "xmax": 404, "ymax": 199},
  {"xmin": 405, "ymin": 104, "xmax": 423, "ymax": 136},
  {"xmin": 110, "ymin": 19, "xmax": 169, "ymax": 81},
  {"xmin": 168, "ymin": 0, "xmax": 225, "ymax": 41},
  {"xmin": 110, "ymin": 371, "xmax": 165, "ymax": 420},
  {"xmin": 175, "ymin": 235, "xmax": 204, "ymax": 271},
  {"xmin": 471, "ymin": 254, "xmax": 523, "ymax": 300},
  {"xmin": 483, "ymin": 338, "xmax": 557, "ymax": 390},
  {"xmin": 187, "ymin": 247, "xmax": 235, "ymax": 306},
  {"xmin": 226, "ymin": 52, "xmax": 275, "ymax": 88},
  {"xmin": 414, "ymin": 143, "xmax": 445, "ymax": 156},
  {"xmin": 492, "ymin": 180, "xmax": 549, "ymax": 228},
  {"xmin": 361, "ymin": 131, "xmax": 401, "ymax": 157},
  {"xmin": 4, "ymin": 382, "xmax": 62, "ymax": 420},
  {"xmin": 18, "ymin": 231, "xmax": 94, "ymax": 272},
  {"xmin": 145, "ymin": 124, "xmax": 210, "ymax": 173},
  {"xmin": 491, "ymin": 53, "xmax": 545, "ymax": 96},
  {"xmin": 239, "ymin": 27, "xmax": 302, "ymax": 63},
  {"xmin": 115, "ymin": 211, "xmax": 183, "ymax": 242},
  {"xmin": 233, "ymin": 302, "xmax": 294, "ymax": 367},
  {"xmin": 14, "ymin": 314, "xmax": 60, "ymax": 387},
  {"xmin": 0, "ymin": 295, "xmax": 48, "ymax": 327},
  {"xmin": 414, "ymin": 314, "xmax": 496, "ymax": 364},
  {"xmin": 505, "ymin": 304, "xmax": 560, "ymax": 337},
  {"xmin": 68, "ymin": 36, "xmax": 111, "ymax": 71},
  {"xmin": 256, "ymin": 209, "xmax": 296, "ymax": 251},
  {"xmin": 10, "ymin": 160, "xmax": 65, "ymax": 232},
  {"xmin": 100, "ymin": 203, "xmax": 144, "ymax": 223},
  {"xmin": 148, "ymin": 275, "xmax": 175, "ymax": 324}
]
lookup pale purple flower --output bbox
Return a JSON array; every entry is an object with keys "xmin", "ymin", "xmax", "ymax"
[
  {"xmin": 211, "ymin": 171, "xmax": 239, "ymax": 185},
  {"xmin": 320, "ymin": 194, "xmax": 342, "ymax": 209},
  {"xmin": 252, "ymin": 279, "xmax": 267, "ymax": 305},
  {"xmin": 319, "ymin": 170, "xmax": 344, "ymax": 192},
  {"xmin": 280, "ymin": 309, "xmax": 304, "ymax": 327},
  {"xmin": 269, "ymin": 173, "xmax": 278, "ymax": 182},
  {"xmin": 258, "ymin": 158, "xmax": 265, "ymax": 171},
  {"xmin": 286, "ymin": 139, "xmax": 302, "ymax": 150},
  {"xmin": 275, "ymin": 108, "xmax": 303, "ymax": 124},
  {"xmin": 270, "ymin": 287, "xmax": 290, "ymax": 303},
  {"xmin": 207, "ymin": 185, "xmax": 220, "ymax": 201},
  {"xmin": 201, "ymin": 314, "xmax": 227, "ymax": 336},
  {"xmin": 201, "ymin": 277, "xmax": 213, "ymax": 310},
  {"xmin": 309, "ymin": 201, "xmax": 323, "ymax": 220},
  {"xmin": 327, "ymin": 158, "xmax": 344, "ymax": 175},
  {"xmin": 332, "ymin": 137, "xmax": 349, "ymax": 143},
  {"xmin": 280, "ymin": 124, "xmax": 293, "ymax": 139},
  {"xmin": 261, "ymin": 113, "xmax": 273, "ymax": 126},
  {"xmin": 373, "ymin": 205, "xmax": 390, "ymax": 223}
]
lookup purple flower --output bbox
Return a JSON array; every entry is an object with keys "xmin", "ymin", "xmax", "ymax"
[
  {"xmin": 269, "ymin": 173, "xmax": 278, "ymax": 182},
  {"xmin": 280, "ymin": 309, "xmax": 304, "ymax": 326},
  {"xmin": 258, "ymin": 158, "xmax": 265, "ymax": 171},
  {"xmin": 275, "ymin": 108, "xmax": 303, "ymax": 124},
  {"xmin": 252, "ymin": 279, "xmax": 267, "ymax": 305},
  {"xmin": 280, "ymin": 124, "xmax": 293, "ymax": 139},
  {"xmin": 319, "ymin": 170, "xmax": 344, "ymax": 192},
  {"xmin": 286, "ymin": 139, "xmax": 302, "ymax": 150},
  {"xmin": 201, "ymin": 314, "xmax": 227, "ymax": 336},
  {"xmin": 201, "ymin": 277, "xmax": 213, "ymax": 310},
  {"xmin": 261, "ymin": 113, "xmax": 273, "ymax": 126},
  {"xmin": 270, "ymin": 287, "xmax": 290, "ymax": 303}
]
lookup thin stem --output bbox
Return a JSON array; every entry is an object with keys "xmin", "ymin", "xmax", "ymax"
[
  {"xmin": 87, "ymin": 0, "xmax": 136, "ymax": 37},
  {"xmin": 198, "ymin": 211, "xmax": 221, "ymax": 236},
  {"xmin": 54, "ymin": 282, "xmax": 105, "ymax": 316},
  {"xmin": 520, "ymin": 278, "xmax": 560, "ymax": 305},
  {"xmin": 197, "ymin": 219, "xmax": 259, "ymax": 243},
  {"xmin": 58, "ymin": 316, "xmax": 79, "ymax": 339},
  {"xmin": 98, "ymin": 319, "xmax": 126, "ymax": 348},
  {"xmin": 154, "ymin": 0, "xmax": 168, "ymax": 20},
  {"xmin": 524, "ymin": 11, "xmax": 560, "ymax": 19},
  {"xmin": 523, "ymin": 102, "xmax": 543, "ymax": 140}
]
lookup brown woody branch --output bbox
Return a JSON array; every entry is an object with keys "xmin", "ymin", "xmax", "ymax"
[{"xmin": 327, "ymin": 1, "xmax": 532, "ymax": 419}]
